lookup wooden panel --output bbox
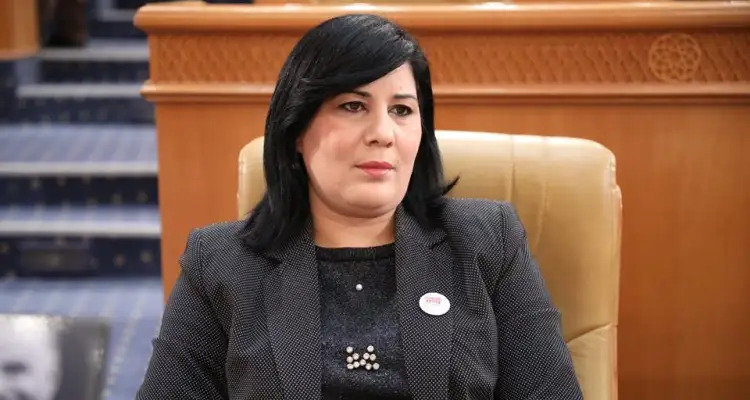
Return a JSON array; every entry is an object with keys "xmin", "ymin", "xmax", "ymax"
[
  {"xmin": 0, "ymin": 0, "xmax": 39, "ymax": 60},
  {"xmin": 154, "ymin": 101, "xmax": 269, "ymax": 293},
  {"xmin": 135, "ymin": 2, "xmax": 750, "ymax": 399}
]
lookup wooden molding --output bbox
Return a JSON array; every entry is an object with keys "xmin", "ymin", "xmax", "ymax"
[
  {"xmin": 142, "ymin": 30, "xmax": 750, "ymax": 85},
  {"xmin": 135, "ymin": 2, "xmax": 750, "ymax": 96},
  {"xmin": 0, "ymin": 46, "xmax": 39, "ymax": 60},
  {"xmin": 140, "ymin": 83, "xmax": 274, "ymax": 103},
  {"xmin": 134, "ymin": 1, "xmax": 750, "ymax": 32},
  {"xmin": 141, "ymin": 82, "xmax": 750, "ymax": 104}
]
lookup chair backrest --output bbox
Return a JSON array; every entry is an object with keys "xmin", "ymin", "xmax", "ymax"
[{"xmin": 237, "ymin": 130, "xmax": 622, "ymax": 400}]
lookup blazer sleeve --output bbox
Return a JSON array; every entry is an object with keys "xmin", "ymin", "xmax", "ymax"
[
  {"xmin": 136, "ymin": 229, "xmax": 228, "ymax": 399},
  {"xmin": 491, "ymin": 203, "xmax": 583, "ymax": 400}
]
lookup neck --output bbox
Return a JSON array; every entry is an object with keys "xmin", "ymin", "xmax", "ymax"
[{"xmin": 310, "ymin": 201, "xmax": 396, "ymax": 248}]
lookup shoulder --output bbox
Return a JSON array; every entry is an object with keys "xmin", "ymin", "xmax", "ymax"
[
  {"xmin": 440, "ymin": 197, "xmax": 527, "ymax": 259},
  {"xmin": 440, "ymin": 197, "xmax": 521, "ymax": 235},
  {"xmin": 185, "ymin": 219, "xmax": 248, "ymax": 256},
  {"xmin": 180, "ymin": 218, "xmax": 260, "ymax": 278},
  {"xmin": 440, "ymin": 198, "xmax": 531, "ymax": 291},
  {"xmin": 441, "ymin": 197, "xmax": 509, "ymax": 218}
]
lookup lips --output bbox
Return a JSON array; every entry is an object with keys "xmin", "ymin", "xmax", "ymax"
[
  {"xmin": 356, "ymin": 161, "xmax": 393, "ymax": 178},
  {"xmin": 356, "ymin": 161, "xmax": 393, "ymax": 170}
]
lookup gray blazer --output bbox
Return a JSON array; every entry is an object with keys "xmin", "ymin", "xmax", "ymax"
[{"xmin": 137, "ymin": 198, "xmax": 582, "ymax": 400}]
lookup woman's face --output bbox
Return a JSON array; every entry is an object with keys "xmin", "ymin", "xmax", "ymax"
[
  {"xmin": 297, "ymin": 63, "xmax": 422, "ymax": 219},
  {"xmin": 0, "ymin": 318, "xmax": 61, "ymax": 400}
]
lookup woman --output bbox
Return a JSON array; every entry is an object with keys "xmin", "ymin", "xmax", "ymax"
[{"xmin": 137, "ymin": 14, "xmax": 582, "ymax": 400}]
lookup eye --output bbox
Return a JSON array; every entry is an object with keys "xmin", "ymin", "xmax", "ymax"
[
  {"xmin": 2, "ymin": 361, "xmax": 29, "ymax": 376},
  {"xmin": 340, "ymin": 101, "xmax": 365, "ymax": 113},
  {"xmin": 390, "ymin": 104, "xmax": 413, "ymax": 117}
]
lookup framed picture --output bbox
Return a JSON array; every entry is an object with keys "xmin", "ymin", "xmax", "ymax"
[{"xmin": 0, "ymin": 314, "xmax": 110, "ymax": 400}]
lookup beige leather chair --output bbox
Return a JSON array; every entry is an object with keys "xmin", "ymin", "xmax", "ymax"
[{"xmin": 238, "ymin": 130, "xmax": 622, "ymax": 400}]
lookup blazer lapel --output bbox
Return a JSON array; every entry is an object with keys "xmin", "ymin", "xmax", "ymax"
[
  {"xmin": 262, "ymin": 222, "xmax": 322, "ymax": 400},
  {"xmin": 394, "ymin": 207, "xmax": 453, "ymax": 400}
]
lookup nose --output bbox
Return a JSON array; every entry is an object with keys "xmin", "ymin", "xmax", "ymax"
[{"xmin": 363, "ymin": 108, "xmax": 395, "ymax": 147}]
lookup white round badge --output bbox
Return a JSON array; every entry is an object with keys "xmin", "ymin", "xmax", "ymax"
[{"xmin": 419, "ymin": 292, "xmax": 450, "ymax": 316}]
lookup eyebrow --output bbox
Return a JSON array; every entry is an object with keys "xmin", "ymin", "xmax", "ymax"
[{"xmin": 348, "ymin": 90, "xmax": 418, "ymax": 101}]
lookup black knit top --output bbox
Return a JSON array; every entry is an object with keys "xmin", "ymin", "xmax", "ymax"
[{"xmin": 316, "ymin": 244, "xmax": 412, "ymax": 400}]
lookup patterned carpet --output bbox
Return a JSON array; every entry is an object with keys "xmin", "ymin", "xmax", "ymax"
[{"xmin": 0, "ymin": 276, "xmax": 164, "ymax": 400}]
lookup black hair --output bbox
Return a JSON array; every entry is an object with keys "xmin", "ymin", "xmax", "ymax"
[{"xmin": 243, "ymin": 13, "xmax": 456, "ymax": 251}]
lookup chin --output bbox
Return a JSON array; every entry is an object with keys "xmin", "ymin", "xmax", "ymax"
[{"xmin": 346, "ymin": 193, "xmax": 400, "ymax": 215}]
